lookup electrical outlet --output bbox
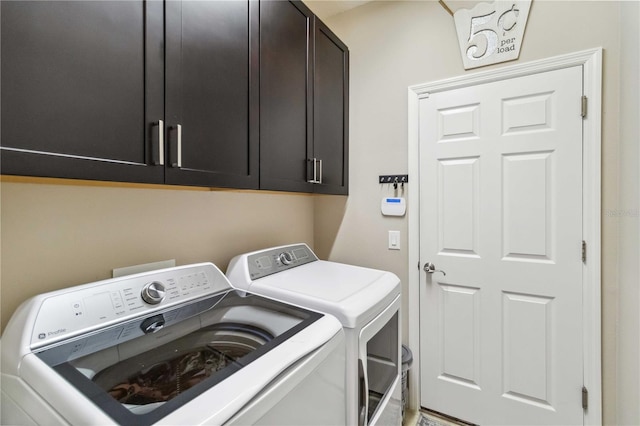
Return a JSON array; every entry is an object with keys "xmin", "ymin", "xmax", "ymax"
[{"xmin": 388, "ymin": 231, "xmax": 401, "ymax": 250}]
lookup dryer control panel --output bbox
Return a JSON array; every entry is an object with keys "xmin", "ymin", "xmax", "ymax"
[{"xmin": 247, "ymin": 244, "xmax": 318, "ymax": 280}]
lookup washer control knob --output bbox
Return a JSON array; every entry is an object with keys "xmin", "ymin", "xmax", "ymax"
[
  {"xmin": 278, "ymin": 252, "xmax": 294, "ymax": 265},
  {"xmin": 141, "ymin": 281, "xmax": 166, "ymax": 305}
]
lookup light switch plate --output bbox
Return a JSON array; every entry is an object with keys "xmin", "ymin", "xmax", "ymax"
[{"xmin": 388, "ymin": 231, "xmax": 401, "ymax": 250}]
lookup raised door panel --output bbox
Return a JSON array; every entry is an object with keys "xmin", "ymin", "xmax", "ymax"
[
  {"xmin": 502, "ymin": 292, "xmax": 554, "ymax": 408},
  {"xmin": 0, "ymin": 1, "xmax": 164, "ymax": 183},
  {"xmin": 437, "ymin": 157, "xmax": 480, "ymax": 257},
  {"xmin": 259, "ymin": 0, "xmax": 314, "ymax": 193},
  {"xmin": 164, "ymin": 0, "xmax": 258, "ymax": 188},
  {"xmin": 313, "ymin": 18, "xmax": 349, "ymax": 195}
]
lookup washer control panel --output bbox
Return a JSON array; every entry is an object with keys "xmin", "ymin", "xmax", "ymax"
[
  {"xmin": 29, "ymin": 263, "xmax": 230, "ymax": 349},
  {"xmin": 247, "ymin": 244, "xmax": 318, "ymax": 280}
]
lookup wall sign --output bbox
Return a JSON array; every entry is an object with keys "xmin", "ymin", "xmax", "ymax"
[{"xmin": 454, "ymin": 1, "xmax": 532, "ymax": 70}]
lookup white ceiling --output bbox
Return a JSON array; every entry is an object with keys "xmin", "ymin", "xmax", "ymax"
[
  {"xmin": 304, "ymin": 0, "xmax": 371, "ymax": 20},
  {"xmin": 305, "ymin": 0, "xmax": 487, "ymax": 21}
]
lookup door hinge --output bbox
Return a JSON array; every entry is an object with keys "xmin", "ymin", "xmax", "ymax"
[
  {"xmin": 582, "ymin": 386, "xmax": 588, "ymax": 410},
  {"xmin": 581, "ymin": 96, "xmax": 588, "ymax": 118},
  {"xmin": 582, "ymin": 240, "xmax": 587, "ymax": 263}
]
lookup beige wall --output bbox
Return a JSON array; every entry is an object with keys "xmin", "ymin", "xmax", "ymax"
[
  {"xmin": 617, "ymin": 1, "xmax": 640, "ymax": 424},
  {"xmin": 0, "ymin": 179, "xmax": 316, "ymax": 330},
  {"xmin": 312, "ymin": 1, "xmax": 634, "ymax": 424}
]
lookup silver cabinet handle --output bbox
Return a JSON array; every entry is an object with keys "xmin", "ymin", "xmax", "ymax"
[
  {"xmin": 308, "ymin": 158, "xmax": 319, "ymax": 183},
  {"xmin": 158, "ymin": 119, "xmax": 165, "ymax": 166},
  {"xmin": 423, "ymin": 262, "xmax": 446, "ymax": 276},
  {"xmin": 308, "ymin": 158, "xmax": 323, "ymax": 184},
  {"xmin": 176, "ymin": 124, "xmax": 182, "ymax": 168},
  {"xmin": 312, "ymin": 158, "xmax": 319, "ymax": 183}
]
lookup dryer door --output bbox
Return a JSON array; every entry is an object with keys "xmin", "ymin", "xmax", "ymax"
[{"xmin": 358, "ymin": 295, "xmax": 401, "ymax": 426}]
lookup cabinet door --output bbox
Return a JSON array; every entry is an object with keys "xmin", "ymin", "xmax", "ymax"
[
  {"xmin": 259, "ymin": 0, "xmax": 315, "ymax": 193},
  {"xmin": 313, "ymin": 18, "xmax": 349, "ymax": 195},
  {"xmin": 0, "ymin": 1, "xmax": 164, "ymax": 183},
  {"xmin": 165, "ymin": 0, "xmax": 258, "ymax": 188}
]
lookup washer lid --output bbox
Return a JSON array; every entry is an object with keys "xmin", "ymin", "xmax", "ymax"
[{"xmin": 242, "ymin": 260, "xmax": 400, "ymax": 329}]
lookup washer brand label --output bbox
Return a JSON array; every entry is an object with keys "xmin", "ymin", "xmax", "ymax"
[{"xmin": 47, "ymin": 328, "xmax": 67, "ymax": 337}]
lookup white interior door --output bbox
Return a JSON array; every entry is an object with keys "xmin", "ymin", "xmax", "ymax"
[{"xmin": 419, "ymin": 65, "xmax": 584, "ymax": 425}]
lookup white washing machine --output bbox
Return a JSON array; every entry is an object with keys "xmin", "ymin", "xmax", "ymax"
[
  {"xmin": 1, "ymin": 262, "xmax": 346, "ymax": 425},
  {"xmin": 227, "ymin": 243, "xmax": 402, "ymax": 426}
]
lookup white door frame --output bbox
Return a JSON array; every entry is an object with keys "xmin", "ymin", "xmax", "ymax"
[{"xmin": 407, "ymin": 48, "xmax": 602, "ymax": 424}]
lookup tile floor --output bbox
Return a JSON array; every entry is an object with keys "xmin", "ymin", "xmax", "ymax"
[{"xmin": 406, "ymin": 409, "xmax": 470, "ymax": 426}]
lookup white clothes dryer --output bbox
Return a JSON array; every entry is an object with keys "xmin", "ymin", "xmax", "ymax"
[
  {"xmin": 227, "ymin": 243, "xmax": 402, "ymax": 426},
  {"xmin": 1, "ymin": 262, "xmax": 346, "ymax": 425}
]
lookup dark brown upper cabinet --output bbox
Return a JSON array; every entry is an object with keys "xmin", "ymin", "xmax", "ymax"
[
  {"xmin": 259, "ymin": 1, "xmax": 349, "ymax": 195},
  {"xmin": 1, "ymin": 0, "xmax": 258, "ymax": 189},
  {"xmin": 1, "ymin": 0, "xmax": 347, "ymax": 194},
  {"xmin": 0, "ymin": 0, "xmax": 165, "ymax": 183},
  {"xmin": 312, "ymin": 18, "xmax": 349, "ymax": 195},
  {"xmin": 164, "ymin": 0, "xmax": 259, "ymax": 188}
]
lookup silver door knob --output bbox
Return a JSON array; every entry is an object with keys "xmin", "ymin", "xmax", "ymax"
[{"xmin": 423, "ymin": 262, "xmax": 446, "ymax": 276}]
